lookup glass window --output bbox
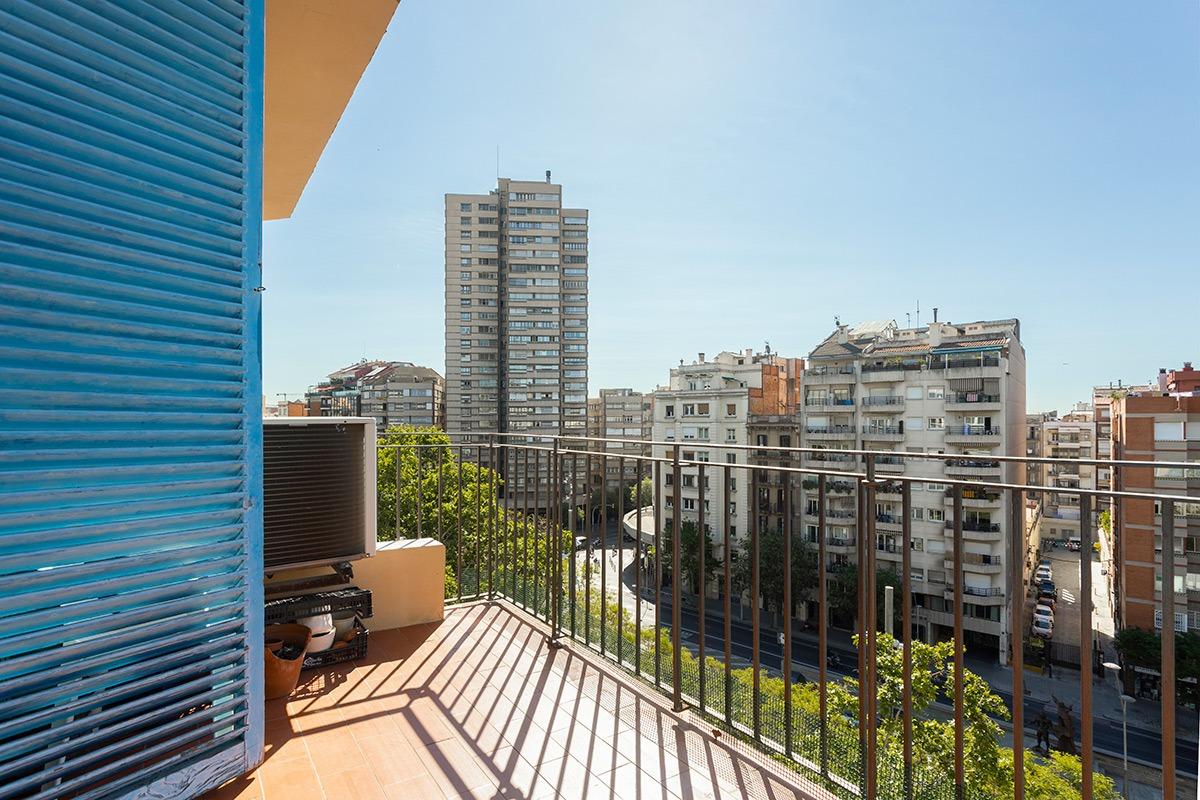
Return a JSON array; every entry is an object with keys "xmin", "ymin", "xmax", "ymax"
[
  {"xmin": 906, "ymin": 386, "xmax": 923, "ymax": 399},
  {"xmin": 928, "ymin": 386, "xmax": 945, "ymax": 399}
]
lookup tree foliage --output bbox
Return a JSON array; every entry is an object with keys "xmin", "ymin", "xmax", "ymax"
[
  {"xmin": 628, "ymin": 475, "xmax": 653, "ymax": 508},
  {"xmin": 731, "ymin": 528, "xmax": 818, "ymax": 615},
  {"xmin": 827, "ymin": 563, "xmax": 904, "ymax": 631},
  {"xmin": 660, "ymin": 519, "xmax": 719, "ymax": 595},
  {"xmin": 377, "ymin": 425, "xmax": 561, "ymax": 599}
]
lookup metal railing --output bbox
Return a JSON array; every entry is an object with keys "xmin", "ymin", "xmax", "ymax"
[{"xmin": 375, "ymin": 431, "xmax": 1196, "ymax": 800}]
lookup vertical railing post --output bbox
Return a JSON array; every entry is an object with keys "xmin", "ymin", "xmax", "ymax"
[
  {"xmin": 723, "ymin": 462, "xmax": 733, "ymax": 725},
  {"xmin": 416, "ymin": 441, "xmax": 423, "ymax": 539},
  {"xmin": 456, "ymin": 448, "xmax": 464, "ymax": 604},
  {"xmin": 634, "ymin": 458, "xmax": 643, "ymax": 677},
  {"xmin": 550, "ymin": 439, "xmax": 562, "ymax": 645},
  {"xmin": 393, "ymin": 447, "xmax": 402, "ymax": 540},
  {"xmin": 697, "ymin": 462, "xmax": 707, "ymax": 711},
  {"xmin": 817, "ymin": 473, "xmax": 828, "ymax": 778},
  {"xmin": 855, "ymin": 475, "xmax": 867, "ymax": 785},
  {"xmin": 671, "ymin": 443, "xmax": 683, "ymax": 712},
  {"xmin": 655, "ymin": 459, "xmax": 663, "ymax": 689},
  {"xmin": 901, "ymin": 478, "xmax": 913, "ymax": 800},
  {"xmin": 585, "ymin": 448, "xmax": 593, "ymax": 645},
  {"xmin": 1079, "ymin": 492, "xmax": 1093, "ymax": 800},
  {"xmin": 1009, "ymin": 485, "xmax": 1025, "ymax": 800},
  {"xmin": 569, "ymin": 451, "xmax": 578, "ymax": 638},
  {"xmin": 487, "ymin": 436, "xmax": 496, "ymax": 599},
  {"xmin": 600, "ymin": 447, "xmax": 608, "ymax": 656},
  {"xmin": 617, "ymin": 456, "xmax": 626, "ymax": 666},
  {"xmin": 750, "ymin": 463, "xmax": 761, "ymax": 738},
  {"xmin": 475, "ymin": 445, "xmax": 482, "ymax": 598},
  {"xmin": 1161, "ymin": 499, "xmax": 1176, "ymax": 800},
  {"xmin": 863, "ymin": 454, "xmax": 878, "ymax": 800},
  {"xmin": 782, "ymin": 467, "xmax": 793, "ymax": 758},
  {"xmin": 952, "ymin": 484, "xmax": 965, "ymax": 800}
]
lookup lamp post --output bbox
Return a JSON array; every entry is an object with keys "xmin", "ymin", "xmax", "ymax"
[{"xmin": 1103, "ymin": 661, "xmax": 1134, "ymax": 797}]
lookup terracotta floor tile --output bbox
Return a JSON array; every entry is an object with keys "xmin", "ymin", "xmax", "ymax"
[
  {"xmin": 203, "ymin": 773, "xmax": 263, "ymax": 800},
  {"xmin": 259, "ymin": 757, "xmax": 326, "ymax": 800},
  {"xmin": 355, "ymin": 734, "xmax": 431, "ymax": 788},
  {"xmin": 416, "ymin": 738, "xmax": 497, "ymax": 798},
  {"xmin": 302, "ymin": 724, "xmax": 369, "ymax": 776},
  {"xmin": 381, "ymin": 772, "xmax": 447, "ymax": 800},
  {"xmin": 263, "ymin": 718, "xmax": 309, "ymax": 765},
  {"xmin": 206, "ymin": 605, "xmax": 822, "ymax": 800},
  {"xmin": 316, "ymin": 765, "xmax": 389, "ymax": 800}
]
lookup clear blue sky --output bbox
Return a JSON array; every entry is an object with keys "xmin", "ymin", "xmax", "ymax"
[{"xmin": 263, "ymin": 1, "xmax": 1199, "ymax": 413}]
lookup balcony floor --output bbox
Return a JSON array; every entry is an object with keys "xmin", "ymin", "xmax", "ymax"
[{"xmin": 205, "ymin": 602, "xmax": 817, "ymax": 800}]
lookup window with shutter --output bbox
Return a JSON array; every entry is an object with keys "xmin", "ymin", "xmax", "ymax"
[{"xmin": 0, "ymin": 2, "xmax": 263, "ymax": 797}]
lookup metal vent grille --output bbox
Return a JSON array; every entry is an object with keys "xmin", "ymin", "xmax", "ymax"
[{"xmin": 263, "ymin": 424, "xmax": 368, "ymax": 571}]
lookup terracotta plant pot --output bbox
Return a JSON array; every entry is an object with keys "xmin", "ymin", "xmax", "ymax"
[{"xmin": 264, "ymin": 624, "xmax": 311, "ymax": 700}]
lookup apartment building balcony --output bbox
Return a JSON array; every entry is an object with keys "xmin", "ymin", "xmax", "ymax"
[
  {"xmin": 874, "ymin": 455, "xmax": 906, "ymax": 473},
  {"xmin": 940, "ymin": 355, "xmax": 1002, "ymax": 378},
  {"xmin": 802, "ymin": 365, "xmax": 856, "ymax": 383},
  {"xmin": 944, "ymin": 426, "xmax": 1002, "ymax": 446},
  {"xmin": 943, "ymin": 489, "xmax": 1003, "ymax": 509},
  {"xmin": 921, "ymin": 608, "xmax": 1003, "ymax": 633},
  {"xmin": 944, "ymin": 458, "xmax": 1002, "ymax": 478},
  {"xmin": 943, "ymin": 552, "xmax": 1004, "ymax": 574},
  {"xmin": 942, "ymin": 585, "xmax": 1006, "ymax": 605},
  {"xmin": 826, "ymin": 536, "xmax": 857, "ymax": 552},
  {"xmin": 875, "ymin": 513, "xmax": 903, "ymax": 531},
  {"xmin": 805, "ymin": 424, "xmax": 856, "ymax": 441},
  {"xmin": 803, "ymin": 397, "xmax": 855, "ymax": 409},
  {"xmin": 804, "ymin": 507, "xmax": 857, "ymax": 523},
  {"xmin": 861, "ymin": 425, "xmax": 904, "ymax": 442},
  {"xmin": 859, "ymin": 395, "xmax": 905, "ymax": 412},
  {"xmin": 944, "ymin": 518, "xmax": 1001, "ymax": 534},
  {"xmin": 802, "ymin": 452, "xmax": 857, "ymax": 468},
  {"xmin": 858, "ymin": 364, "xmax": 909, "ymax": 382},
  {"xmin": 944, "ymin": 393, "xmax": 1002, "ymax": 412}
]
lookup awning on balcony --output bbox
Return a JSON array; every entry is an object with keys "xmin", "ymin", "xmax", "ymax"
[{"xmin": 263, "ymin": 0, "xmax": 399, "ymax": 220}]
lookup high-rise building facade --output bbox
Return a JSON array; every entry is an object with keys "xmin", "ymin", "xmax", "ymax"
[
  {"xmin": 587, "ymin": 388, "xmax": 654, "ymax": 492},
  {"xmin": 1110, "ymin": 369, "xmax": 1200, "ymax": 633},
  {"xmin": 800, "ymin": 318, "xmax": 1026, "ymax": 662},
  {"xmin": 445, "ymin": 176, "xmax": 588, "ymax": 501},
  {"xmin": 1036, "ymin": 405, "xmax": 1095, "ymax": 545}
]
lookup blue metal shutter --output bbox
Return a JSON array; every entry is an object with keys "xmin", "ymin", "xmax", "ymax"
[{"xmin": 0, "ymin": 0, "xmax": 264, "ymax": 798}]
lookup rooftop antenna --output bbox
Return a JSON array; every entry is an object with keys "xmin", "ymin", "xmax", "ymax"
[
  {"xmin": 495, "ymin": 146, "xmax": 500, "ymax": 182},
  {"xmin": 764, "ymin": 340, "xmax": 771, "ymax": 354},
  {"xmin": 834, "ymin": 315, "xmax": 841, "ymax": 327},
  {"xmin": 916, "ymin": 300, "xmax": 920, "ymax": 328},
  {"xmin": 906, "ymin": 312, "xmax": 912, "ymax": 327}
]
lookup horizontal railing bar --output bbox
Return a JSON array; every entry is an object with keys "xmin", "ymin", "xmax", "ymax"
[
  {"xmin": 400, "ymin": 431, "xmax": 1200, "ymax": 470},
  {"xmin": 373, "ymin": 441, "xmax": 1195, "ymax": 503}
]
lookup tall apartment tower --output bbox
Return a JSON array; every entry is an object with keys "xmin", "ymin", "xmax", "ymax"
[
  {"xmin": 800, "ymin": 318, "xmax": 1026, "ymax": 663},
  {"xmin": 1036, "ymin": 405, "xmax": 1095, "ymax": 544},
  {"xmin": 444, "ymin": 176, "xmax": 589, "ymax": 500}
]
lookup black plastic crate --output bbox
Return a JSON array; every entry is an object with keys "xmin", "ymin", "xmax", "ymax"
[
  {"xmin": 302, "ymin": 619, "xmax": 369, "ymax": 670},
  {"xmin": 264, "ymin": 587, "xmax": 372, "ymax": 625}
]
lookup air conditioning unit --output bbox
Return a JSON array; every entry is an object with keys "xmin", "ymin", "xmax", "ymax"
[{"xmin": 263, "ymin": 417, "xmax": 377, "ymax": 572}]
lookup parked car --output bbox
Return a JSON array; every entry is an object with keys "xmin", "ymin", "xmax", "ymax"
[
  {"xmin": 1038, "ymin": 558, "xmax": 1052, "ymax": 569},
  {"xmin": 1035, "ymin": 567, "xmax": 1053, "ymax": 583},
  {"xmin": 1034, "ymin": 604, "xmax": 1054, "ymax": 622},
  {"xmin": 1039, "ymin": 580, "xmax": 1056, "ymax": 595},
  {"xmin": 1037, "ymin": 591, "xmax": 1056, "ymax": 609},
  {"xmin": 1032, "ymin": 617, "xmax": 1054, "ymax": 639}
]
